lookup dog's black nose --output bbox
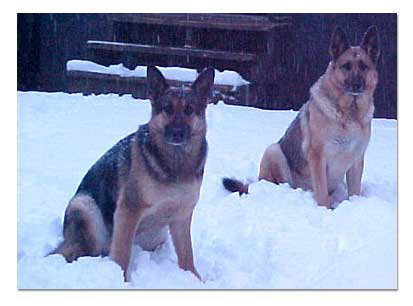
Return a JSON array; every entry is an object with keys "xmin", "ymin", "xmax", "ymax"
[
  {"xmin": 165, "ymin": 125, "xmax": 190, "ymax": 145},
  {"xmin": 352, "ymin": 82, "xmax": 363, "ymax": 92},
  {"xmin": 348, "ymin": 76, "xmax": 365, "ymax": 94},
  {"xmin": 171, "ymin": 127, "xmax": 185, "ymax": 141}
]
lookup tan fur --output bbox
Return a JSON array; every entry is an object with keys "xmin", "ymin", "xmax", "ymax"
[
  {"xmin": 53, "ymin": 195, "xmax": 110, "ymax": 261},
  {"xmin": 110, "ymin": 135, "xmax": 203, "ymax": 280},
  {"xmin": 66, "ymin": 195, "xmax": 110, "ymax": 254},
  {"xmin": 258, "ymin": 28, "xmax": 379, "ymax": 209},
  {"xmin": 54, "ymin": 66, "xmax": 214, "ymax": 282},
  {"xmin": 107, "ymin": 67, "xmax": 214, "ymax": 281},
  {"xmin": 259, "ymin": 143, "xmax": 292, "ymax": 184}
]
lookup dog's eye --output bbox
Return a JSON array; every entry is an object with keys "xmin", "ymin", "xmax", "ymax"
[
  {"xmin": 184, "ymin": 105, "xmax": 194, "ymax": 116},
  {"xmin": 341, "ymin": 62, "xmax": 352, "ymax": 71},
  {"xmin": 163, "ymin": 104, "xmax": 174, "ymax": 115},
  {"xmin": 359, "ymin": 61, "xmax": 368, "ymax": 71}
]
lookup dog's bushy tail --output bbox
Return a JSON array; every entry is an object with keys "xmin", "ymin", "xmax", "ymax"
[{"xmin": 222, "ymin": 177, "xmax": 249, "ymax": 195}]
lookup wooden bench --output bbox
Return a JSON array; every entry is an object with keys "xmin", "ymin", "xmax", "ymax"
[
  {"xmin": 67, "ymin": 14, "xmax": 291, "ymax": 106},
  {"xmin": 93, "ymin": 14, "xmax": 289, "ymax": 79}
]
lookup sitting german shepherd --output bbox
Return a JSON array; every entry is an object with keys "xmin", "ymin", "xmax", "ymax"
[
  {"xmin": 52, "ymin": 66, "xmax": 215, "ymax": 281},
  {"xmin": 223, "ymin": 26, "xmax": 380, "ymax": 209}
]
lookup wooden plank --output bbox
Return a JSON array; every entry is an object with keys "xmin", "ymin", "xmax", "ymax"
[
  {"xmin": 108, "ymin": 13, "xmax": 290, "ymax": 31},
  {"xmin": 87, "ymin": 40, "xmax": 257, "ymax": 62},
  {"xmin": 67, "ymin": 70, "xmax": 146, "ymax": 83}
]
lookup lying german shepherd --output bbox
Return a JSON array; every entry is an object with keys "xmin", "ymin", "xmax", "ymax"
[
  {"xmin": 52, "ymin": 66, "xmax": 215, "ymax": 281},
  {"xmin": 223, "ymin": 26, "xmax": 380, "ymax": 209}
]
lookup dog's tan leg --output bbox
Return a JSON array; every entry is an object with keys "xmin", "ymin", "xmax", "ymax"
[
  {"xmin": 308, "ymin": 148, "xmax": 332, "ymax": 208},
  {"xmin": 346, "ymin": 157, "xmax": 364, "ymax": 197},
  {"xmin": 110, "ymin": 192, "xmax": 144, "ymax": 282},
  {"xmin": 169, "ymin": 210, "xmax": 201, "ymax": 280}
]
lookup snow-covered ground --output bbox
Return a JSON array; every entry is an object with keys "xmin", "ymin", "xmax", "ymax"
[{"xmin": 17, "ymin": 91, "xmax": 397, "ymax": 289}]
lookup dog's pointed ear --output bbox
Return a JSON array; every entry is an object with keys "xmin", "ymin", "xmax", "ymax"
[
  {"xmin": 329, "ymin": 27, "xmax": 350, "ymax": 62},
  {"xmin": 147, "ymin": 66, "xmax": 169, "ymax": 102},
  {"xmin": 191, "ymin": 67, "xmax": 215, "ymax": 105},
  {"xmin": 361, "ymin": 26, "xmax": 380, "ymax": 64}
]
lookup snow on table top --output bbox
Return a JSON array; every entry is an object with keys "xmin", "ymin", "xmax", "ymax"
[
  {"xmin": 67, "ymin": 59, "xmax": 250, "ymax": 87},
  {"xmin": 17, "ymin": 92, "xmax": 397, "ymax": 289}
]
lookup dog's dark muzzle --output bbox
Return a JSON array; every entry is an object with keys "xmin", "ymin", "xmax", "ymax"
[
  {"xmin": 164, "ymin": 124, "xmax": 191, "ymax": 146},
  {"xmin": 345, "ymin": 76, "xmax": 366, "ymax": 95}
]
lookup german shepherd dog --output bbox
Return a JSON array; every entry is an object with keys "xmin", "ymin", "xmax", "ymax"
[
  {"xmin": 223, "ymin": 26, "xmax": 380, "ymax": 209},
  {"xmin": 52, "ymin": 66, "xmax": 215, "ymax": 281}
]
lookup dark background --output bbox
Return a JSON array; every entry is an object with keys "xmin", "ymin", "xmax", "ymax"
[{"xmin": 17, "ymin": 13, "xmax": 397, "ymax": 118}]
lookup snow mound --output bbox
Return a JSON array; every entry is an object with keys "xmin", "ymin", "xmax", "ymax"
[{"xmin": 67, "ymin": 60, "xmax": 250, "ymax": 87}]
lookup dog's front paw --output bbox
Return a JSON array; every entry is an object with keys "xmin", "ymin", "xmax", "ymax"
[{"xmin": 317, "ymin": 195, "xmax": 334, "ymax": 210}]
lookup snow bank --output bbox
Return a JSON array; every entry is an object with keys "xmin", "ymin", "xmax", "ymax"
[
  {"xmin": 17, "ymin": 92, "xmax": 397, "ymax": 289},
  {"xmin": 67, "ymin": 60, "xmax": 250, "ymax": 87}
]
